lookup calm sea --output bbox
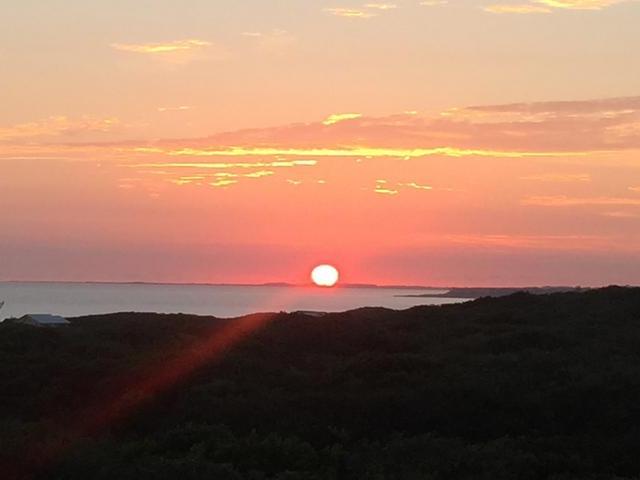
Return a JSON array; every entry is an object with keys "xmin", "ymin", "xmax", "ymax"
[{"xmin": 0, "ymin": 282, "xmax": 467, "ymax": 320}]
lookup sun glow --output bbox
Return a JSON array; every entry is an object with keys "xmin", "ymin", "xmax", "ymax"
[{"xmin": 311, "ymin": 264, "xmax": 340, "ymax": 287}]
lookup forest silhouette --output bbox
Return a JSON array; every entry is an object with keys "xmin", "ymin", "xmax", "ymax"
[{"xmin": 2, "ymin": 287, "xmax": 640, "ymax": 479}]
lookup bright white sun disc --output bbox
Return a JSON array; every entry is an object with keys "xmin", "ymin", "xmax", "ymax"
[{"xmin": 311, "ymin": 264, "xmax": 339, "ymax": 287}]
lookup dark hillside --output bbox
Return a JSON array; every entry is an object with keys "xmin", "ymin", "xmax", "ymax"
[{"xmin": 2, "ymin": 287, "xmax": 640, "ymax": 479}]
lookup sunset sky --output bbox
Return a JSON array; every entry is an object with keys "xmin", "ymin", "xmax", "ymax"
[{"xmin": 2, "ymin": 0, "xmax": 640, "ymax": 286}]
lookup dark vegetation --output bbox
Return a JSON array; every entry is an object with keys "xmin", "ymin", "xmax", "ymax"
[{"xmin": 2, "ymin": 287, "xmax": 640, "ymax": 479}]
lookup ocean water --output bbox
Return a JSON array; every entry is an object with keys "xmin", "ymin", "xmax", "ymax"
[{"xmin": 0, "ymin": 282, "xmax": 467, "ymax": 320}]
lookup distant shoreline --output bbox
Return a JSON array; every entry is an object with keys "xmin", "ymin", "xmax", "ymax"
[
  {"xmin": 0, "ymin": 281, "xmax": 606, "ymax": 293},
  {"xmin": 397, "ymin": 286, "xmax": 590, "ymax": 299},
  {"xmin": 0, "ymin": 280, "xmax": 442, "ymax": 290}
]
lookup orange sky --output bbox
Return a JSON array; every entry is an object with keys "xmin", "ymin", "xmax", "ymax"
[{"xmin": 2, "ymin": 1, "xmax": 640, "ymax": 286}]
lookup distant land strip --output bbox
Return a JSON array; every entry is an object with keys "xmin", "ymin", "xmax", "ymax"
[{"xmin": 397, "ymin": 286, "xmax": 591, "ymax": 299}]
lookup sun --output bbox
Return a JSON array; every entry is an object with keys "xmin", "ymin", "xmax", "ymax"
[{"xmin": 311, "ymin": 264, "xmax": 340, "ymax": 287}]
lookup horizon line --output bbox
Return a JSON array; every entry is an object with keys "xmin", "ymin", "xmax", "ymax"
[{"xmin": 0, "ymin": 280, "xmax": 606, "ymax": 290}]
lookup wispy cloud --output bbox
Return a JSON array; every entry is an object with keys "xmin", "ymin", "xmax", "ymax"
[
  {"xmin": 420, "ymin": 0, "xmax": 448, "ymax": 6},
  {"xmin": 121, "ymin": 95, "xmax": 640, "ymax": 159},
  {"xmin": 535, "ymin": 0, "xmax": 630, "ymax": 10},
  {"xmin": 133, "ymin": 146, "xmax": 575, "ymax": 159},
  {"xmin": 111, "ymin": 39, "xmax": 211, "ymax": 54},
  {"xmin": 373, "ymin": 179, "xmax": 432, "ymax": 196},
  {"xmin": 110, "ymin": 39, "xmax": 226, "ymax": 63},
  {"xmin": 323, "ymin": 113, "xmax": 363, "ymax": 125},
  {"xmin": 522, "ymin": 195, "xmax": 640, "ymax": 206},
  {"xmin": 168, "ymin": 170, "xmax": 274, "ymax": 185},
  {"xmin": 449, "ymin": 96, "xmax": 640, "ymax": 117},
  {"xmin": 484, "ymin": 0, "xmax": 635, "ymax": 14},
  {"xmin": 129, "ymin": 160, "xmax": 317, "ymax": 170},
  {"xmin": 520, "ymin": 173, "xmax": 592, "ymax": 182},
  {"xmin": 375, "ymin": 188, "xmax": 399, "ymax": 195},
  {"xmin": 364, "ymin": 3, "xmax": 398, "ymax": 10},
  {"xmin": 244, "ymin": 170, "xmax": 275, "ymax": 178},
  {"xmin": 210, "ymin": 179, "xmax": 237, "ymax": 188},
  {"xmin": 484, "ymin": 4, "xmax": 552, "ymax": 13},
  {"xmin": 324, "ymin": 2, "xmax": 403, "ymax": 18},
  {"xmin": 375, "ymin": 180, "xmax": 399, "ymax": 195},
  {"xmin": 436, "ymin": 96, "xmax": 640, "ymax": 151},
  {"xmin": 126, "ymin": 160, "xmax": 315, "ymax": 189},
  {"xmin": 400, "ymin": 182, "xmax": 433, "ymax": 191},
  {"xmin": 157, "ymin": 106, "xmax": 192, "ymax": 113},
  {"xmin": 324, "ymin": 7, "xmax": 378, "ymax": 18},
  {"xmin": 7, "ymin": 95, "xmax": 640, "ymax": 164},
  {"xmin": 0, "ymin": 116, "xmax": 119, "ymax": 142},
  {"xmin": 437, "ymin": 233, "xmax": 640, "ymax": 252}
]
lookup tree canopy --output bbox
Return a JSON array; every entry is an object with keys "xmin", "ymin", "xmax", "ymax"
[{"xmin": 2, "ymin": 287, "xmax": 640, "ymax": 479}]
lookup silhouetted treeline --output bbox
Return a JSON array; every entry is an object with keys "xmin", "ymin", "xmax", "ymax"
[{"xmin": 2, "ymin": 287, "xmax": 640, "ymax": 479}]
